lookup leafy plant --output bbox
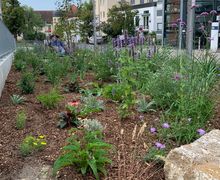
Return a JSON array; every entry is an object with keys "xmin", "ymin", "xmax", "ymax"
[
  {"xmin": 103, "ymin": 83, "xmax": 133, "ymax": 102},
  {"xmin": 18, "ymin": 72, "xmax": 35, "ymax": 94},
  {"xmin": 53, "ymin": 130, "xmax": 112, "ymax": 179},
  {"xmin": 57, "ymin": 103, "xmax": 81, "ymax": 129},
  {"xmin": 20, "ymin": 135, "xmax": 47, "ymax": 156},
  {"xmin": 10, "ymin": 94, "xmax": 26, "ymax": 105},
  {"xmin": 16, "ymin": 110, "xmax": 26, "ymax": 130},
  {"xmin": 82, "ymin": 119, "xmax": 104, "ymax": 132},
  {"xmin": 137, "ymin": 98, "xmax": 156, "ymax": 113},
  {"xmin": 37, "ymin": 89, "xmax": 63, "ymax": 109},
  {"xmin": 144, "ymin": 147, "xmax": 165, "ymax": 163},
  {"xmin": 80, "ymin": 95, "xmax": 104, "ymax": 116},
  {"xmin": 14, "ymin": 49, "xmax": 27, "ymax": 71}
]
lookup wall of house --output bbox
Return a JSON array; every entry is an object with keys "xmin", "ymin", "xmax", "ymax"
[{"xmin": 135, "ymin": 6, "xmax": 157, "ymax": 32}]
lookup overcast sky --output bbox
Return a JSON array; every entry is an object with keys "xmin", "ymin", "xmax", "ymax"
[{"xmin": 18, "ymin": 0, "xmax": 86, "ymax": 10}]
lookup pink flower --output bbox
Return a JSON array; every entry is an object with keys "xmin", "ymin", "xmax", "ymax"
[
  {"xmin": 210, "ymin": 10, "xmax": 217, "ymax": 15},
  {"xmin": 150, "ymin": 127, "xmax": 157, "ymax": 134},
  {"xmin": 162, "ymin": 123, "xmax": 170, "ymax": 129},
  {"xmin": 155, "ymin": 142, "xmax": 166, "ymax": 149},
  {"xmin": 197, "ymin": 129, "xmax": 206, "ymax": 136},
  {"xmin": 196, "ymin": 15, "xmax": 201, "ymax": 19},
  {"xmin": 171, "ymin": 23, "xmax": 178, "ymax": 28},
  {"xmin": 68, "ymin": 101, "xmax": 80, "ymax": 107},
  {"xmin": 200, "ymin": 12, "xmax": 209, "ymax": 16}
]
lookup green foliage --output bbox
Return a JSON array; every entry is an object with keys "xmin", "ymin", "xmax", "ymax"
[
  {"xmin": 44, "ymin": 55, "xmax": 71, "ymax": 85},
  {"xmin": 22, "ymin": 6, "xmax": 44, "ymax": 40},
  {"xmin": 16, "ymin": 110, "xmax": 26, "ymax": 130},
  {"xmin": 82, "ymin": 119, "xmax": 104, "ymax": 132},
  {"xmin": 20, "ymin": 135, "xmax": 46, "ymax": 156},
  {"xmin": 2, "ymin": 0, "xmax": 25, "ymax": 38},
  {"xmin": 80, "ymin": 95, "xmax": 104, "ymax": 116},
  {"xmin": 37, "ymin": 89, "xmax": 63, "ymax": 109},
  {"xmin": 53, "ymin": 130, "xmax": 112, "ymax": 179},
  {"xmin": 103, "ymin": 83, "xmax": 133, "ymax": 102},
  {"xmin": 77, "ymin": 1, "xmax": 93, "ymax": 40},
  {"xmin": 14, "ymin": 49, "xmax": 27, "ymax": 71},
  {"xmin": 92, "ymin": 48, "xmax": 118, "ymax": 81},
  {"xmin": 144, "ymin": 147, "xmax": 165, "ymax": 163},
  {"xmin": 18, "ymin": 72, "xmax": 35, "ymax": 94},
  {"xmin": 10, "ymin": 94, "xmax": 25, "ymax": 105},
  {"xmin": 137, "ymin": 98, "xmax": 156, "ymax": 113},
  {"xmin": 102, "ymin": 2, "xmax": 137, "ymax": 37}
]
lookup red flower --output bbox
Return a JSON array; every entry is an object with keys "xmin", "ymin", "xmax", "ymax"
[{"xmin": 68, "ymin": 101, "xmax": 80, "ymax": 107}]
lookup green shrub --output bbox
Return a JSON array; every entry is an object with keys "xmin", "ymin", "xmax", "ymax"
[
  {"xmin": 137, "ymin": 98, "xmax": 156, "ymax": 113},
  {"xmin": 18, "ymin": 72, "xmax": 35, "ymax": 94},
  {"xmin": 37, "ymin": 89, "xmax": 63, "ymax": 109},
  {"xmin": 10, "ymin": 94, "xmax": 26, "ymax": 105},
  {"xmin": 44, "ymin": 56, "xmax": 71, "ymax": 85},
  {"xmin": 82, "ymin": 119, "xmax": 104, "ymax": 132},
  {"xmin": 80, "ymin": 95, "xmax": 104, "ymax": 116},
  {"xmin": 20, "ymin": 135, "xmax": 47, "ymax": 156},
  {"xmin": 16, "ymin": 110, "xmax": 26, "ymax": 130},
  {"xmin": 92, "ymin": 48, "xmax": 118, "ymax": 81},
  {"xmin": 14, "ymin": 49, "xmax": 27, "ymax": 71},
  {"xmin": 53, "ymin": 130, "xmax": 112, "ymax": 179},
  {"xmin": 103, "ymin": 83, "xmax": 133, "ymax": 102}
]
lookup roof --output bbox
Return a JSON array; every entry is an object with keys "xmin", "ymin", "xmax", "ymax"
[
  {"xmin": 34, "ymin": 4, "xmax": 78, "ymax": 23},
  {"xmin": 35, "ymin": 11, "xmax": 54, "ymax": 24}
]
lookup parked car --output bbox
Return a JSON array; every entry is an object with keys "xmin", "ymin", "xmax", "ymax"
[{"xmin": 88, "ymin": 35, "xmax": 104, "ymax": 44}]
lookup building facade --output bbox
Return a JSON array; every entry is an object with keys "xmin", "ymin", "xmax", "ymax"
[{"xmin": 163, "ymin": 0, "xmax": 220, "ymax": 47}]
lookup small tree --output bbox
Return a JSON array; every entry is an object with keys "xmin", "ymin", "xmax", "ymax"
[
  {"xmin": 102, "ymin": 2, "xmax": 137, "ymax": 37},
  {"xmin": 2, "ymin": 0, "xmax": 25, "ymax": 39},
  {"xmin": 23, "ymin": 6, "xmax": 44, "ymax": 40},
  {"xmin": 55, "ymin": 0, "xmax": 78, "ymax": 52},
  {"xmin": 77, "ymin": 1, "xmax": 93, "ymax": 41}
]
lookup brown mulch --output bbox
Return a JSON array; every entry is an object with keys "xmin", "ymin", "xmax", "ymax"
[{"xmin": 0, "ymin": 67, "xmax": 165, "ymax": 180}]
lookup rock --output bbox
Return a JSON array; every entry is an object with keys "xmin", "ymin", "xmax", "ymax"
[{"xmin": 164, "ymin": 130, "xmax": 220, "ymax": 180}]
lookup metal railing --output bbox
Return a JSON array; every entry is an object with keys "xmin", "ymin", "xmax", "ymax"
[{"xmin": 0, "ymin": 20, "xmax": 16, "ymax": 59}]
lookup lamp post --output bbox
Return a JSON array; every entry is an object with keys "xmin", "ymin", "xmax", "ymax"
[
  {"xmin": 179, "ymin": 0, "xmax": 184, "ymax": 51},
  {"xmin": 93, "ymin": 0, "xmax": 97, "ymax": 51}
]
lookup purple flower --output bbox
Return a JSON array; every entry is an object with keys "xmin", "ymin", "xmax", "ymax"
[
  {"xmin": 210, "ymin": 10, "xmax": 217, "ymax": 15},
  {"xmin": 150, "ymin": 127, "xmax": 157, "ymax": 134},
  {"xmin": 197, "ymin": 129, "xmax": 206, "ymax": 136},
  {"xmin": 191, "ymin": 5, "xmax": 199, "ymax": 9},
  {"xmin": 176, "ymin": 18, "xmax": 181, "ymax": 23},
  {"xmin": 199, "ymin": 25, "xmax": 205, "ymax": 31},
  {"xmin": 162, "ymin": 123, "xmax": 170, "ymax": 129},
  {"xmin": 173, "ymin": 73, "xmax": 181, "ymax": 81},
  {"xmin": 200, "ymin": 12, "xmax": 209, "ymax": 16},
  {"xmin": 180, "ymin": 21, "xmax": 186, "ymax": 26},
  {"xmin": 171, "ymin": 23, "xmax": 178, "ymax": 28},
  {"xmin": 155, "ymin": 142, "xmax": 166, "ymax": 149}
]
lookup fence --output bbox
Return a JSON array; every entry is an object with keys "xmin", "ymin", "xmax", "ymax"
[{"xmin": 0, "ymin": 20, "xmax": 16, "ymax": 58}]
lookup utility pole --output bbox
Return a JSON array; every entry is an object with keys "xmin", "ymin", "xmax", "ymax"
[
  {"xmin": 178, "ymin": 0, "xmax": 184, "ymax": 51},
  {"xmin": 186, "ymin": 0, "xmax": 195, "ymax": 57},
  {"xmin": 0, "ymin": 0, "xmax": 3, "ymax": 20},
  {"xmin": 93, "ymin": 0, "xmax": 97, "ymax": 51}
]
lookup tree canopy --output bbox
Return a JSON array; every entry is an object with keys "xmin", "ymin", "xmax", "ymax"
[{"xmin": 102, "ymin": 2, "xmax": 137, "ymax": 37}]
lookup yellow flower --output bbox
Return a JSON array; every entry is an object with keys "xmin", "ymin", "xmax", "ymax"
[
  {"xmin": 33, "ymin": 142, "xmax": 38, "ymax": 146},
  {"xmin": 39, "ymin": 135, "xmax": 44, "ymax": 139},
  {"xmin": 41, "ymin": 142, "xmax": 47, "ymax": 145}
]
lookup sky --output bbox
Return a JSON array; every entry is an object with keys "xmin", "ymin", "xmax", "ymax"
[
  {"xmin": 19, "ymin": 0, "xmax": 58, "ymax": 10},
  {"xmin": 18, "ymin": 0, "xmax": 87, "ymax": 10}
]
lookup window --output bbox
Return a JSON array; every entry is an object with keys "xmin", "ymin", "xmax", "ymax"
[
  {"xmin": 157, "ymin": 23, "xmax": 162, "ymax": 30},
  {"xmin": 130, "ymin": 0, "xmax": 135, "ymax": 5},
  {"xmin": 140, "ymin": 0, "xmax": 144, "ymax": 4},
  {"xmin": 135, "ymin": 16, "xmax": 140, "ymax": 26}
]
